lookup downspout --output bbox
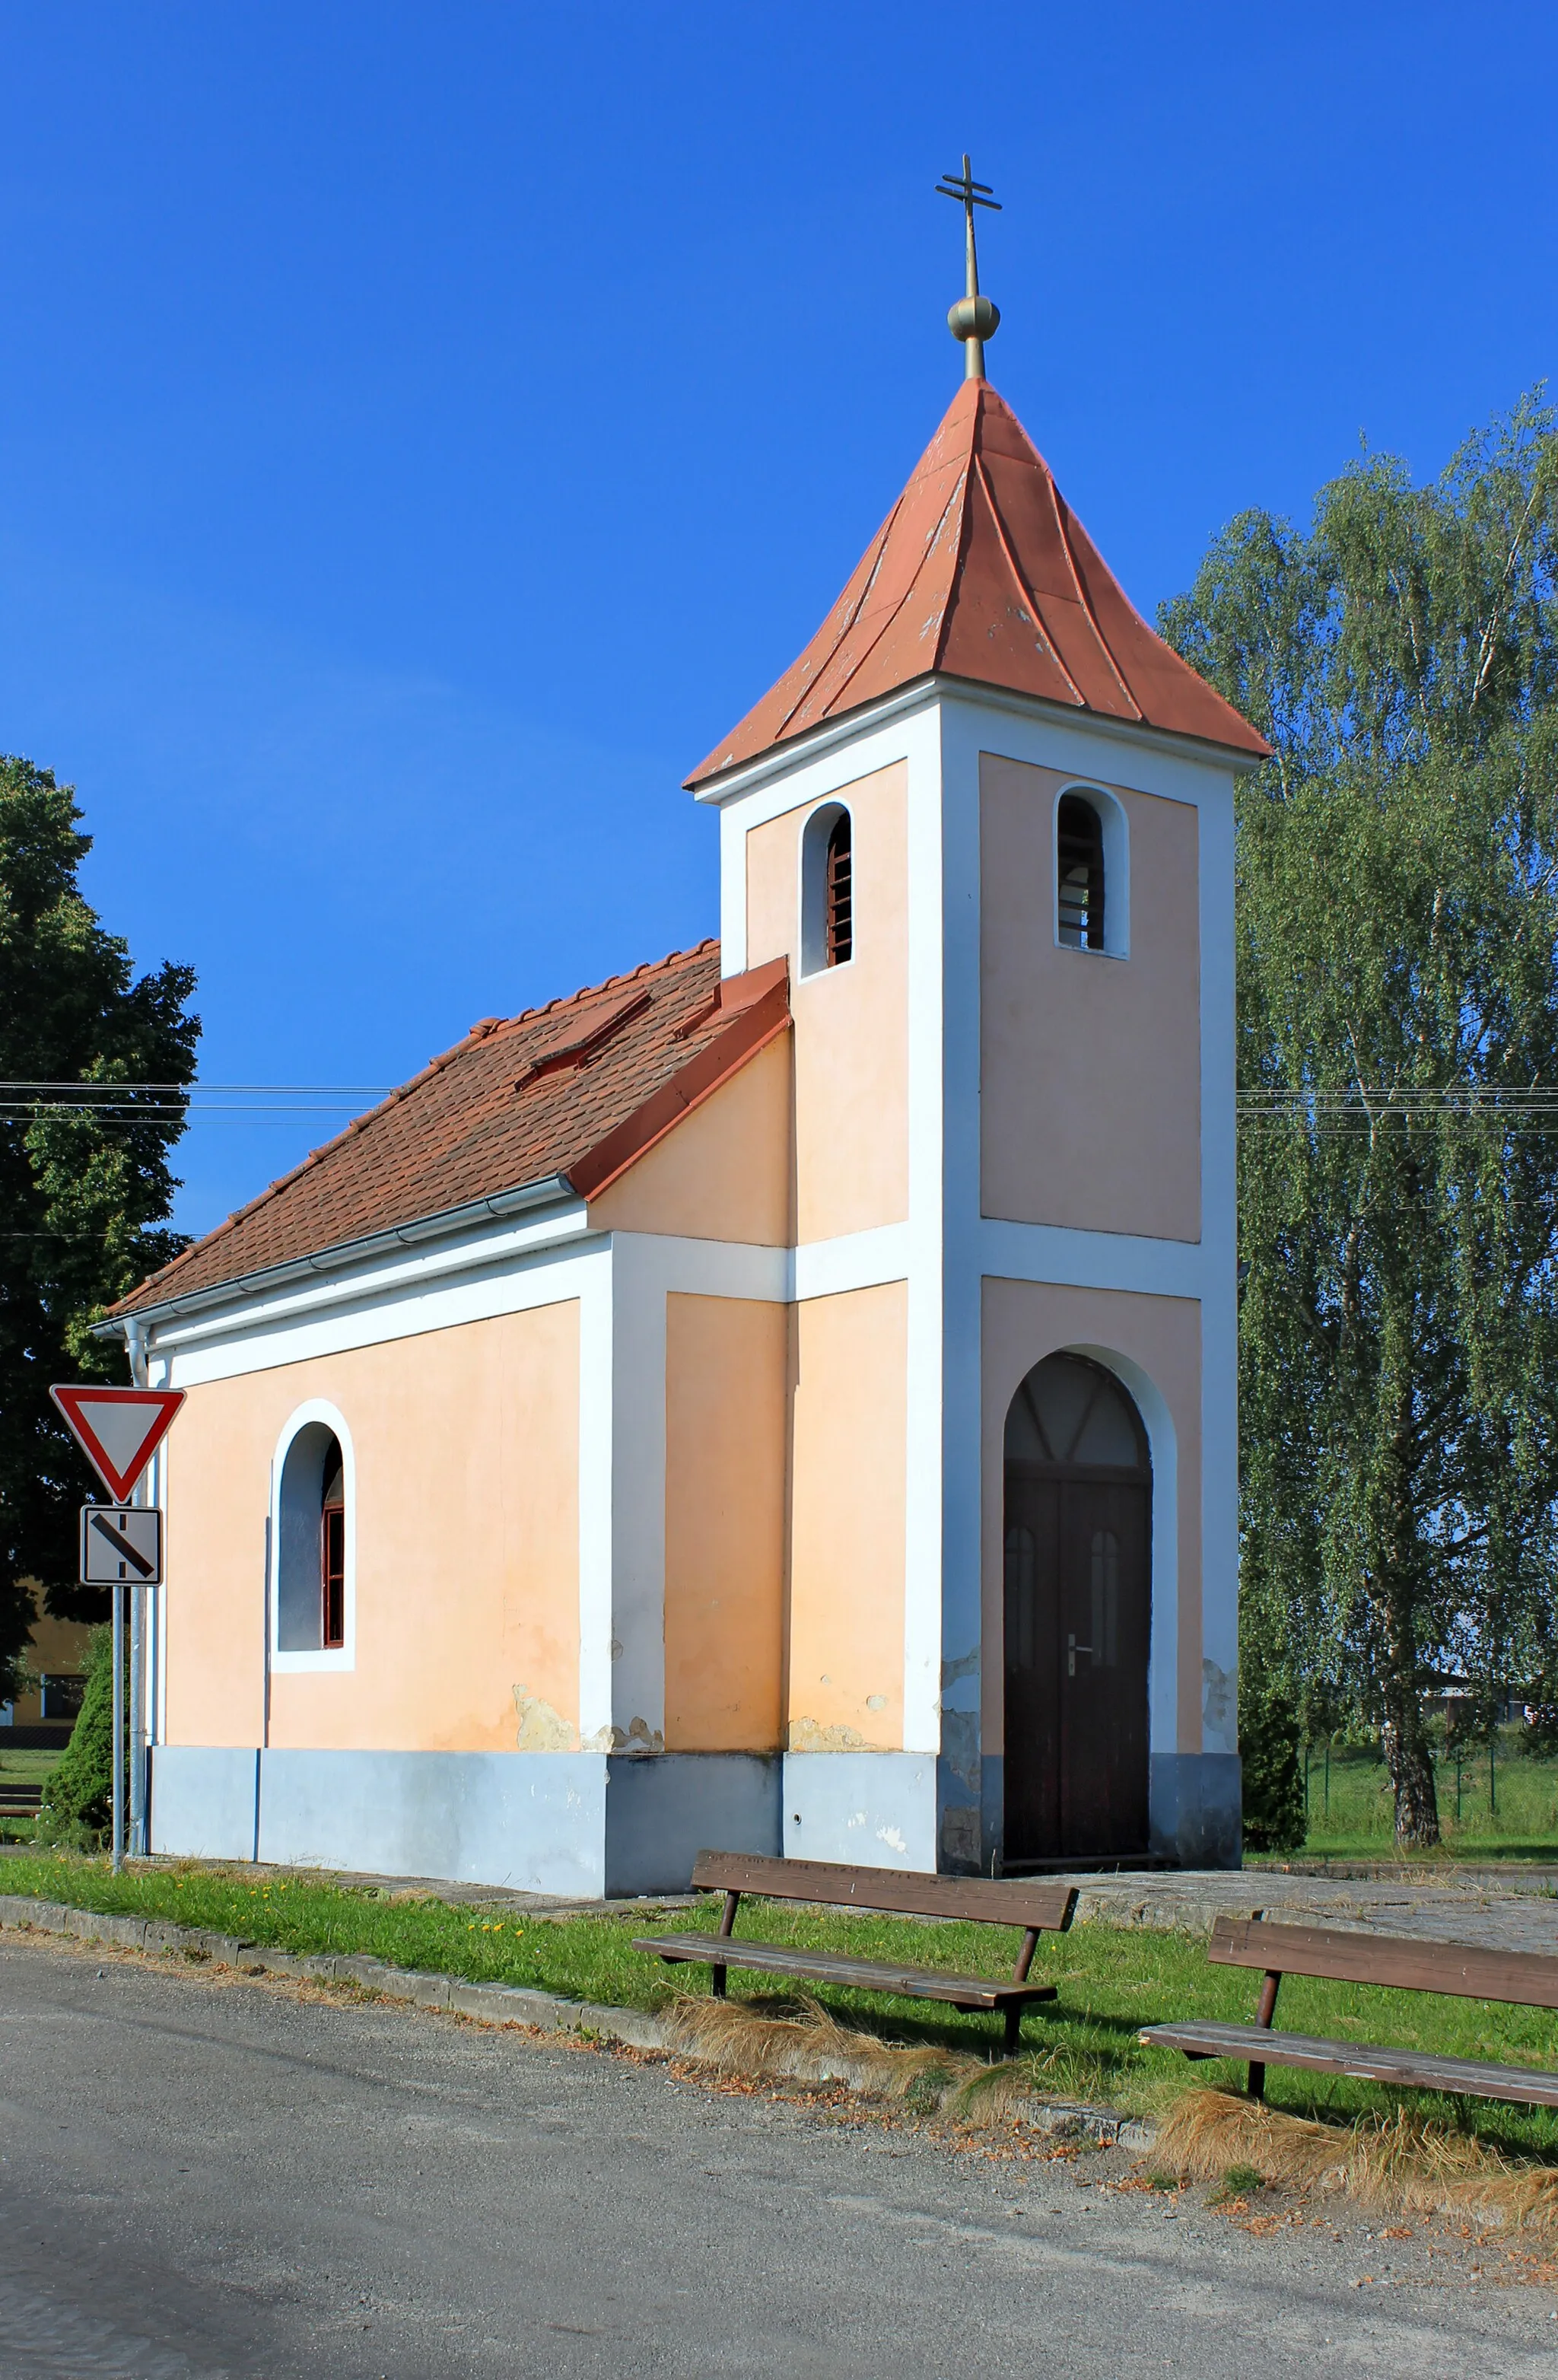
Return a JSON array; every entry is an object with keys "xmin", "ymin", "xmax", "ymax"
[
  {"xmin": 122, "ymin": 1317, "xmax": 148, "ymax": 1389},
  {"xmin": 122, "ymin": 1318, "xmax": 149, "ymax": 1858}
]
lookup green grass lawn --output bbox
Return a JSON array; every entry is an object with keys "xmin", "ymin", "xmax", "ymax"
[
  {"xmin": 0, "ymin": 1748, "xmax": 60, "ymax": 1844},
  {"xmin": 0, "ymin": 1751, "xmax": 62, "ymax": 1780},
  {"xmin": 1293, "ymin": 1736, "xmax": 1558, "ymax": 1861},
  {"xmin": 5, "ymin": 1850, "xmax": 1558, "ymax": 2159}
]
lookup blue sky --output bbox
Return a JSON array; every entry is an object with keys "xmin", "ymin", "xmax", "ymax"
[{"xmin": 2, "ymin": 2, "xmax": 1554, "ymax": 1239}]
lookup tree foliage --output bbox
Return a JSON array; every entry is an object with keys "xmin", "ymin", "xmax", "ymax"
[
  {"xmin": 1162, "ymin": 393, "xmax": 1558, "ymax": 1847},
  {"xmin": 0, "ymin": 758, "xmax": 198, "ymax": 1697},
  {"xmin": 1235, "ymin": 1538, "xmax": 1307, "ymax": 1854}
]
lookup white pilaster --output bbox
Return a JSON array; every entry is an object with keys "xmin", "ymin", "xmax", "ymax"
[
  {"xmin": 933, "ymin": 702, "xmax": 993, "ymax": 1857},
  {"xmin": 576, "ymin": 1247, "xmax": 618, "ymax": 1749},
  {"xmin": 900, "ymin": 707, "xmax": 950, "ymax": 1758},
  {"xmin": 1197, "ymin": 767, "xmax": 1241, "ymax": 1753}
]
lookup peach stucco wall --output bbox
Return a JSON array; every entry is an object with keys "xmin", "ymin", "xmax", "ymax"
[
  {"xmin": 981, "ymin": 756, "xmax": 1201, "ymax": 1241},
  {"xmin": 745, "ymin": 761, "xmax": 909, "ymax": 1243},
  {"xmin": 591, "ymin": 1033, "xmax": 793, "ymax": 1246},
  {"xmin": 981, "ymin": 1278, "xmax": 1203, "ymax": 1755},
  {"xmin": 162, "ymin": 1301, "xmax": 580, "ymax": 1753},
  {"xmin": 787, "ymin": 1281, "xmax": 907, "ymax": 1751},
  {"xmin": 663, "ymin": 1293, "xmax": 788, "ymax": 1751}
]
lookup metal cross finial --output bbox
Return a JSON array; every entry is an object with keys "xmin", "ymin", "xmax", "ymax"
[{"xmin": 936, "ymin": 154, "xmax": 1001, "ymax": 380}]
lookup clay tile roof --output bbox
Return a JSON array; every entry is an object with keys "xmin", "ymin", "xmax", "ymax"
[
  {"xmin": 114, "ymin": 943, "xmax": 790, "ymax": 1316},
  {"xmin": 686, "ymin": 377, "xmax": 1269, "ymax": 786}
]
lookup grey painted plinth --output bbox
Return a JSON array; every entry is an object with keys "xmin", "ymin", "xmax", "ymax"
[
  {"xmin": 258, "ymin": 1749, "xmax": 608, "ymax": 1895},
  {"xmin": 781, "ymin": 1751, "xmax": 937, "ymax": 1870},
  {"xmin": 150, "ymin": 1746, "xmax": 609, "ymax": 1896},
  {"xmin": 604, "ymin": 1753, "xmax": 781, "ymax": 1896},
  {"xmin": 1149, "ymin": 1752, "xmax": 1242, "ymax": 1869},
  {"xmin": 148, "ymin": 1746, "xmax": 261, "ymax": 1863},
  {"xmin": 149, "ymin": 1745, "xmax": 785, "ymax": 1897}
]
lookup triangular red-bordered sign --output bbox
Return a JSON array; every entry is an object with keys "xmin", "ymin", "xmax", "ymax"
[{"xmin": 49, "ymin": 1385, "xmax": 186, "ymax": 1503}]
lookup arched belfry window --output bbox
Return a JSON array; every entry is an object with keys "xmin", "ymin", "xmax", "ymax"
[
  {"xmin": 801, "ymin": 802, "xmax": 854, "ymax": 975},
  {"xmin": 825, "ymin": 811, "xmax": 852, "ymax": 965},
  {"xmin": 275, "ymin": 1409, "xmax": 352, "ymax": 1661},
  {"xmin": 1056, "ymin": 794, "xmax": 1105, "ymax": 950}
]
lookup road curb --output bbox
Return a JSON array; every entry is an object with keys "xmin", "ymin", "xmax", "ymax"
[
  {"xmin": 0, "ymin": 1892, "xmax": 667, "ymax": 2051},
  {"xmin": 0, "ymin": 1892, "xmax": 1149, "ymax": 2147}
]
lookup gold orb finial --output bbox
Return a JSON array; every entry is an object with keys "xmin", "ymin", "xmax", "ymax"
[{"xmin": 935, "ymin": 154, "xmax": 1001, "ymax": 380}]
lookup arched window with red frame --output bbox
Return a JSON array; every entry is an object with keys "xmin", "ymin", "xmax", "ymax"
[
  {"xmin": 275, "ymin": 1414, "xmax": 351, "ymax": 1658},
  {"xmin": 320, "ymin": 1444, "xmax": 345, "ymax": 1650}
]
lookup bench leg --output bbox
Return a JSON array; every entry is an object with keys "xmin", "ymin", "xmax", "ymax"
[
  {"xmin": 1248, "ymin": 1968, "xmax": 1280, "ymax": 2100},
  {"xmin": 711, "ymin": 1889, "xmax": 739, "ymax": 2002},
  {"xmin": 1003, "ymin": 2004, "xmax": 1022, "ymax": 2057}
]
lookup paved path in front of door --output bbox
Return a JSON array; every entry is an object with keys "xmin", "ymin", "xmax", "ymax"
[{"xmin": 1069, "ymin": 1863, "xmax": 1558, "ymax": 1954}]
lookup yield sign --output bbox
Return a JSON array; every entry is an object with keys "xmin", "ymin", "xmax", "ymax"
[{"xmin": 49, "ymin": 1384, "xmax": 186, "ymax": 1503}]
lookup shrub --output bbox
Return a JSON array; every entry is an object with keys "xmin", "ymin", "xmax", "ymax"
[
  {"xmin": 1239, "ymin": 1664, "xmax": 1306, "ymax": 1854},
  {"xmin": 34, "ymin": 1628, "xmax": 120, "ymax": 1848}
]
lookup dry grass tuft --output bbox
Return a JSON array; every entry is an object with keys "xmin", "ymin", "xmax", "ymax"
[
  {"xmin": 1156, "ymin": 2089, "xmax": 1558, "ymax": 2229},
  {"xmin": 662, "ymin": 1995, "xmax": 1134, "ymax": 2130},
  {"xmin": 663, "ymin": 1994, "xmax": 988, "ymax": 2111}
]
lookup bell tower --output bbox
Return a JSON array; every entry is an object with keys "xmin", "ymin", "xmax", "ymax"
[{"xmin": 686, "ymin": 170, "xmax": 1267, "ymax": 1871}]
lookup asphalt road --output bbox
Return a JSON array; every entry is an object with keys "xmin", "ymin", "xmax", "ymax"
[{"xmin": 2, "ymin": 1934, "xmax": 1555, "ymax": 2378}]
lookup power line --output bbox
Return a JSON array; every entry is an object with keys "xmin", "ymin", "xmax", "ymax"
[
  {"xmin": 0, "ymin": 1105, "xmax": 382, "ymax": 1118},
  {"xmin": 0, "ymin": 1080, "xmax": 393, "ymax": 1122},
  {"xmin": 0, "ymin": 1081, "xmax": 392, "ymax": 1094}
]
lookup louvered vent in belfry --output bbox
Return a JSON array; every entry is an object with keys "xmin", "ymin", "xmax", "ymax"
[
  {"xmin": 825, "ymin": 810, "xmax": 853, "ymax": 966},
  {"xmin": 1056, "ymin": 794, "xmax": 1105, "ymax": 950}
]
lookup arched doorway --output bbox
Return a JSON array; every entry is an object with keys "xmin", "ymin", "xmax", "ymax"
[{"xmin": 1003, "ymin": 1354, "xmax": 1151, "ymax": 1864}]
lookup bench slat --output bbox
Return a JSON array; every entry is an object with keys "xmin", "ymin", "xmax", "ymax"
[
  {"xmin": 1209, "ymin": 1917, "xmax": 1558, "ymax": 2010},
  {"xmin": 688, "ymin": 1853, "xmax": 1076, "ymax": 1933},
  {"xmin": 1141, "ymin": 2021, "xmax": 1558, "ymax": 2108},
  {"xmin": 636, "ymin": 1933, "xmax": 1058, "ymax": 2009}
]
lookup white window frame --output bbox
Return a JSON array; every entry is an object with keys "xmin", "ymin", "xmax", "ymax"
[
  {"xmin": 269, "ymin": 1398, "xmax": 356, "ymax": 1674},
  {"xmin": 1052, "ymin": 781, "xmax": 1129, "ymax": 959}
]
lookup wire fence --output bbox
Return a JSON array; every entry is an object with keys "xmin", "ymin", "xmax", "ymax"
[{"xmin": 1301, "ymin": 1732, "xmax": 1558, "ymax": 1847}]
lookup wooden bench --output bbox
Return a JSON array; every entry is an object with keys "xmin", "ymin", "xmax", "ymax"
[
  {"xmin": 635, "ymin": 1852, "xmax": 1077, "ymax": 2055},
  {"xmin": 1143, "ymin": 1914, "xmax": 1558, "ymax": 2107}
]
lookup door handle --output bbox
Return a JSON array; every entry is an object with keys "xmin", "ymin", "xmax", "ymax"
[{"xmin": 1067, "ymin": 1634, "xmax": 1094, "ymax": 1678}]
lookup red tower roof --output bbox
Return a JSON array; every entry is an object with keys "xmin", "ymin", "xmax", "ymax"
[{"xmin": 687, "ymin": 377, "xmax": 1268, "ymax": 787}]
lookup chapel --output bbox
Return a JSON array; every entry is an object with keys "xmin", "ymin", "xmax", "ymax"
[{"xmin": 110, "ymin": 211, "xmax": 1267, "ymax": 1892}]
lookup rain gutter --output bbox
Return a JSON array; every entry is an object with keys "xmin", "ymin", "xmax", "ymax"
[{"xmin": 94, "ymin": 1172, "xmax": 577, "ymax": 1340}]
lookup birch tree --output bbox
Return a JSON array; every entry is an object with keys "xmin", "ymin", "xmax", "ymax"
[{"xmin": 1162, "ymin": 395, "xmax": 1558, "ymax": 1846}]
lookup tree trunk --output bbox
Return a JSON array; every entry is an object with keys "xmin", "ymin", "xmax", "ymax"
[
  {"xmin": 1379, "ymin": 1563, "xmax": 1441, "ymax": 1847},
  {"xmin": 1373, "ymin": 1372, "xmax": 1440, "ymax": 1850},
  {"xmin": 1381, "ymin": 1710, "xmax": 1440, "ymax": 1847}
]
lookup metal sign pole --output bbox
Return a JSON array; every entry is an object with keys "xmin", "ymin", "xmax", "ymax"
[
  {"xmin": 129, "ymin": 1459, "xmax": 146, "ymax": 1858},
  {"xmin": 126, "ymin": 1337, "xmax": 148, "ymax": 1863},
  {"xmin": 129, "ymin": 1577, "xmax": 144, "ymax": 1858},
  {"xmin": 111, "ymin": 1579, "xmax": 126, "ymax": 1875}
]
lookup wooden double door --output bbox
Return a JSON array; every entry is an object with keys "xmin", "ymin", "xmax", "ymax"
[{"xmin": 1003, "ymin": 1466, "xmax": 1151, "ymax": 1865}]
